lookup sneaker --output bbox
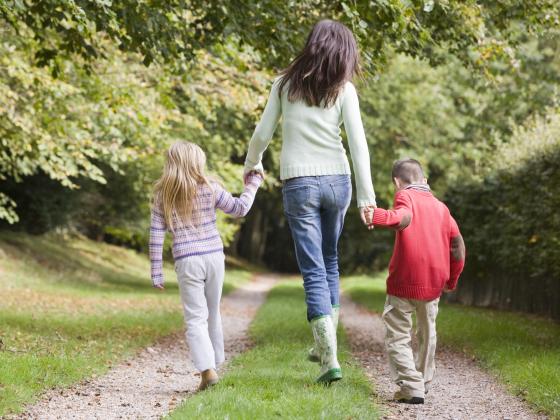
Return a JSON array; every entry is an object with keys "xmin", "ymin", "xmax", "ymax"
[{"xmin": 394, "ymin": 391, "xmax": 424, "ymax": 404}]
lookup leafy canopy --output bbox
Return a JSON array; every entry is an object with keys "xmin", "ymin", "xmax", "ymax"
[{"xmin": 1, "ymin": 0, "xmax": 558, "ymax": 72}]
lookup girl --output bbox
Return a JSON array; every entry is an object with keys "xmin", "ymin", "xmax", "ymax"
[
  {"xmin": 244, "ymin": 20, "xmax": 376, "ymax": 384},
  {"xmin": 149, "ymin": 141, "xmax": 262, "ymax": 391}
]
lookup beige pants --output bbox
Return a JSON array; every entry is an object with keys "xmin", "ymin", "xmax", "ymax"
[{"xmin": 381, "ymin": 294, "xmax": 439, "ymax": 398}]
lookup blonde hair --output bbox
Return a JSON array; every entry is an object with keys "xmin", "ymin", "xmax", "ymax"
[{"xmin": 153, "ymin": 141, "xmax": 212, "ymax": 230}]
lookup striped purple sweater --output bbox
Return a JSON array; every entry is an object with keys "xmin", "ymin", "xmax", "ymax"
[{"xmin": 149, "ymin": 174, "xmax": 262, "ymax": 286}]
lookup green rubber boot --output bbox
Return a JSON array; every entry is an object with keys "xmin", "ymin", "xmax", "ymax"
[
  {"xmin": 310, "ymin": 315, "xmax": 342, "ymax": 384},
  {"xmin": 308, "ymin": 306, "xmax": 339, "ymax": 363}
]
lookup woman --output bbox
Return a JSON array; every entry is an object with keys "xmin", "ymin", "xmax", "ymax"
[{"xmin": 244, "ymin": 19, "xmax": 376, "ymax": 384}]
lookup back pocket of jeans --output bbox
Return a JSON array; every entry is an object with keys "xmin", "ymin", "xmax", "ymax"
[
  {"xmin": 330, "ymin": 179, "xmax": 352, "ymax": 210},
  {"xmin": 282, "ymin": 185, "xmax": 311, "ymax": 217}
]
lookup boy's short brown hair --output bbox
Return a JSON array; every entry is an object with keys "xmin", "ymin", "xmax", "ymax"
[{"xmin": 392, "ymin": 158, "xmax": 425, "ymax": 184}]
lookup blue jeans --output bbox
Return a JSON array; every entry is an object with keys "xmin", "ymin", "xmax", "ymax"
[{"xmin": 282, "ymin": 175, "xmax": 352, "ymax": 321}]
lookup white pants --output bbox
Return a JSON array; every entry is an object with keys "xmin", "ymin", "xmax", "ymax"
[
  {"xmin": 175, "ymin": 252, "xmax": 225, "ymax": 372},
  {"xmin": 382, "ymin": 294, "xmax": 439, "ymax": 398}
]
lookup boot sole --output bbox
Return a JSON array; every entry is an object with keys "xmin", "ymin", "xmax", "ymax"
[
  {"xmin": 316, "ymin": 368, "xmax": 342, "ymax": 384},
  {"xmin": 397, "ymin": 396, "xmax": 424, "ymax": 404}
]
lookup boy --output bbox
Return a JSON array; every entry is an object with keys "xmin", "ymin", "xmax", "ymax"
[{"xmin": 366, "ymin": 158, "xmax": 465, "ymax": 404}]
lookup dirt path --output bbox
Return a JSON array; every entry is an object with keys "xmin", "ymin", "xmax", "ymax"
[
  {"xmin": 15, "ymin": 275, "xmax": 276, "ymax": 420},
  {"xmin": 340, "ymin": 295, "xmax": 546, "ymax": 420}
]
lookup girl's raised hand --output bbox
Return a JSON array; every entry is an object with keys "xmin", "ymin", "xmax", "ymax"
[{"xmin": 244, "ymin": 170, "xmax": 264, "ymax": 185}]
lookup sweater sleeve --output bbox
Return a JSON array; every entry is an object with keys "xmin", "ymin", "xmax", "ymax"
[
  {"xmin": 244, "ymin": 79, "xmax": 282, "ymax": 174},
  {"xmin": 215, "ymin": 174, "xmax": 263, "ymax": 218},
  {"xmin": 149, "ymin": 203, "xmax": 166, "ymax": 287},
  {"xmin": 447, "ymin": 215, "xmax": 466, "ymax": 290},
  {"xmin": 371, "ymin": 191, "xmax": 413, "ymax": 230},
  {"xmin": 341, "ymin": 82, "xmax": 376, "ymax": 208}
]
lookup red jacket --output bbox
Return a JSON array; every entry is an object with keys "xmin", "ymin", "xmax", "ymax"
[{"xmin": 372, "ymin": 187, "xmax": 465, "ymax": 300}]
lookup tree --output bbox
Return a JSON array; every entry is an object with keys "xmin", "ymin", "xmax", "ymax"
[
  {"xmin": 237, "ymin": 28, "xmax": 560, "ymax": 271},
  {"xmin": 0, "ymin": 20, "xmax": 271, "ymax": 245},
  {"xmin": 0, "ymin": 26, "xmax": 175, "ymax": 223},
  {"xmin": 1, "ymin": 1, "xmax": 558, "ymax": 71}
]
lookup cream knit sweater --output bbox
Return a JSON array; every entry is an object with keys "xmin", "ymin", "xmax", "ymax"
[{"xmin": 244, "ymin": 78, "xmax": 376, "ymax": 207}]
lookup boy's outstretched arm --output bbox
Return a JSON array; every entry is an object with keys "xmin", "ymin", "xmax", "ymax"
[
  {"xmin": 215, "ymin": 173, "xmax": 263, "ymax": 218},
  {"xmin": 369, "ymin": 191, "xmax": 413, "ymax": 230},
  {"xmin": 446, "ymin": 216, "xmax": 466, "ymax": 291}
]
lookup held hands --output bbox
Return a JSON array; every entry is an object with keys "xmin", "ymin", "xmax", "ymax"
[
  {"xmin": 153, "ymin": 284, "xmax": 165, "ymax": 291},
  {"xmin": 244, "ymin": 169, "xmax": 264, "ymax": 185},
  {"xmin": 360, "ymin": 205, "xmax": 376, "ymax": 230}
]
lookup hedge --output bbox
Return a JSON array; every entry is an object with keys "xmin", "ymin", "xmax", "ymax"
[{"xmin": 446, "ymin": 110, "xmax": 560, "ymax": 319}]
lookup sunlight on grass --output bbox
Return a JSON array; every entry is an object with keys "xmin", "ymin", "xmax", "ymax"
[
  {"xmin": 0, "ymin": 232, "xmax": 251, "ymax": 416},
  {"xmin": 342, "ymin": 273, "xmax": 560, "ymax": 417},
  {"xmin": 169, "ymin": 281, "xmax": 381, "ymax": 420}
]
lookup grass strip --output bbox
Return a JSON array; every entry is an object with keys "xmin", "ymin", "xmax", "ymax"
[
  {"xmin": 343, "ymin": 274, "xmax": 560, "ymax": 418},
  {"xmin": 169, "ymin": 280, "xmax": 380, "ymax": 420}
]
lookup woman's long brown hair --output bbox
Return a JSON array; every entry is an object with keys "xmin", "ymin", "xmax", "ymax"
[{"xmin": 278, "ymin": 19, "xmax": 360, "ymax": 108}]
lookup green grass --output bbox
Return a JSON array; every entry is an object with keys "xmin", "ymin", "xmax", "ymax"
[
  {"xmin": 169, "ymin": 280, "xmax": 381, "ymax": 419},
  {"xmin": 343, "ymin": 273, "xmax": 560, "ymax": 418},
  {"xmin": 0, "ymin": 232, "xmax": 251, "ymax": 416}
]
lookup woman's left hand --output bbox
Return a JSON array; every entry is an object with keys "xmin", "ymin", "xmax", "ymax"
[{"xmin": 360, "ymin": 205, "xmax": 376, "ymax": 229}]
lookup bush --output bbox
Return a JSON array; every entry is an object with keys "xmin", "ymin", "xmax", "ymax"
[
  {"xmin": 103, "ymin": 226, "xmax": 147, "ymax": 253},
  {"xmin": 446, "ymin": 110, "xmax": 560, "ymax": 319}
]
